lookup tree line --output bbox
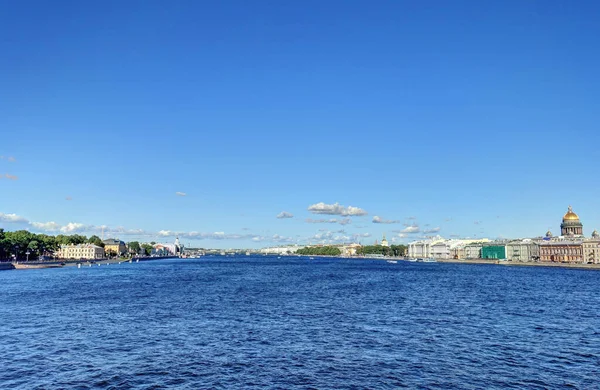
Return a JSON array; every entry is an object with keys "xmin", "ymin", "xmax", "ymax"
[
  {"xmin": 0, "ymin": 229, "xmax": 155, "ymax": 261},
  {"xmin": 356, "ymin": 245, "xmax": 407, "ymax": 257},
  {"xmin": 296, "ymin": 246, "xmax": 342, "ymax": 256}
]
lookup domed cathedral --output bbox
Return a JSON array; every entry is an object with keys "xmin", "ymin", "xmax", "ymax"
[{"xmin": 560, "ymin": 205, "xmax": 583, "ymax": 237}]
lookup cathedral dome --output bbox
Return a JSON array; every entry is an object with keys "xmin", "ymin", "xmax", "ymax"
[
  {"xmin": 545, "ymin": 230, "xmax": 553, "ymax": 238},
  {"xmin": 593, "ymin": 230, "xmax": 599, "ymax": 239},
  {"xmin": 562, "ymin": 206, "xmax": 580, "ymax": 221}
]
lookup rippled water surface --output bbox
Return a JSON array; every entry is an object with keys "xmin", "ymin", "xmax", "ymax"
[{"xmin": 1, "ymin": 257, "xmax": 599, "ymax": 389}]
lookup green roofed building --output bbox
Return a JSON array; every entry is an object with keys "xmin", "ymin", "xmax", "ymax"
[{"xmin": 481, "ymin": 245, "xmax": 506, "ymax": 260}]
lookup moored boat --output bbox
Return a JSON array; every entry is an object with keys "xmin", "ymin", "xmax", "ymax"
[{"xmin": 13, "ymin": 263, "xmax": 64, "ymax": 270}]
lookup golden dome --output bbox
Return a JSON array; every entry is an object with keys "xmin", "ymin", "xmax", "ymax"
[{"xmin": 563, "ymin": 206, "xmax": 580, "ymax": 221}]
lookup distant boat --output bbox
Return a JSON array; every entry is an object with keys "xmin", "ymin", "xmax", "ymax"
[
  {"xmin": 423, "ymin": 258, "xmax": 437, "ymax": 263},
  {"xmin": 13, "ymin": 263, "xmax": 64, "ymax": 270},
  {"xmin": 387, "ymin": 260, "xmax": 398, "ymax": 264},
  {"xmin": 408, "ymin": 258, "xmax": 418, "ymax": 262}
]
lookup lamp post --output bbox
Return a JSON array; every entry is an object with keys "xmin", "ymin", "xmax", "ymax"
[
  {"xmin": 14, "ymin": 245, "xmax": 19, "ymax": 262},
  {"xmin": 26, "ymin": 250, "xmax": 31, "ymax": 262}
]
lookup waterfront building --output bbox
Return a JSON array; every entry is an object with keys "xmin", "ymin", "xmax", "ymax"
[
  {"xmin": 505, "ymin": 240, "xmax": 539, "ymax": 262},
  {"xmin": 408, "ymin": 237, "xmax": 489, "ymax": 259},
  {"xmin": 260, "ymin": 245, "xmax": 306, "ymax": 255},
  {"xmin": 582, "ymin": 230, "xmax": 600, "ymax": 264},
  {"xmin": 539, "ymin": 240, "xmax": 583, "ymax": 263},
  {"xmin": 340, "ymin": 243, "xmax": 362, "ymax": 256},
  {"xmin": 152, "ymin": 243, "xmax": 178, "ymax": 256},
  {"xmin": 450, "ymin": 244, "xmax": 465, "ymax": 260},
  {"xmin": 407, "ymin": 236, "xmax": 446, "ymax": 258},
  {"xmin": 103, "ymin": 238, "xmax": 127, "ymax": 255},
  {"xmin": 464, "ymin": 242, "xmax": 485, "ymax": 259},
  {"xmin": 481, "ymin": 244, "xmax": 507, "ymax": 260},
  {"xmin": 56, "ymin": 244, "xmax": 105, "ymax": 260},
  {"xmin": 560, "ymin": 206, "xmax": 584, "ymax": 237}
]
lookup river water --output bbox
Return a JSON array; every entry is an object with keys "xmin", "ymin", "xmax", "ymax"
[{"xmin": 1, "ymin": 256, "xmax": 599, "ymax": 389}]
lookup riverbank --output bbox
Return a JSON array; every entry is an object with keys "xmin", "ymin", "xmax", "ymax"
[
  {"xmin": 355, "ymin": 255, "xmax": 600, "ymax": 270},
  {"xmin": 431, "ymin": 258, "xmax": 600, "ymax": 270},
  {"xmin": 6, "ymin": 256, "xmax": 179, "ymax": 271}
]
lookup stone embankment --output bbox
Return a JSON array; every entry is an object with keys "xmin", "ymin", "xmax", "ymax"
[{"xmin": 0, "ymin": 262, "xmax": 15, "ymax": 271}]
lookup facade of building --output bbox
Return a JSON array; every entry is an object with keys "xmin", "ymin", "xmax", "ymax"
[
  {"xmin": 56, "ymin": 244, "xmax": 105, "ymax": 260},
  {"xmin": 408, "ymin": 238, "xmax": 489, "ymax": 259},
  {"xmin": 464, "ymin": 243, "xmax": 484, "ymax": 259},
  {"xmin": 481, "ymin": 245, "xmax": 507, "ymax": 260},
  {"xmin": 505, "ymin": 240, "xmax": 539, "ymax": 262},
  {"xmin": 407, "ymin": 236, "xmax": 446, "ymax": 258},
  {"xmin": 561, "ymin": 206, "xmax": 584, "ymax": 237},
  {"xmin": 539, "ymin": 241, "xmax": 583, "ymax": 263},
  {"xmin": 583, "ymin": 230, "xmax": 600, "ymax": 264},
  {"xmin": 103, "ymin": 239, "xmax": 127, "ymax": 255}
]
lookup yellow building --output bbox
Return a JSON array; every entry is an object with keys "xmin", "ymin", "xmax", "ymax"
[
  {"xmin": 103, "ymin": 239, "xmax": 127, "ymax": 256},
  {"xmin": 57, "ymin": 244, "xmax": 105, "ymax": 260}
]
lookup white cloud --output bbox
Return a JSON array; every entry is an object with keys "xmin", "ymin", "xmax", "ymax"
[
  {"xmin": 306, "ymin": 218, "xmax": 352, "ymax": 225},
  {"xmin": 398, "ymin": 233, "xmax": 407, "ymax": 238},
  {"xmin": 276, "ymin": 211, "xmax": 294, "ymax": 219},
  {"xmin": 401, "ymin": 225, "xmax": 420, "ymax": 234},
  {"xmin": 60, "ymin": 222, "xmax": 88, "ymax": 233},
  {"xmin": 423, "ymin": 227, "xmax": 441, "ymax": 233},
  {"xmin": 0, "ymin": 213, "xmax": 28, "ymax": 223},
  {"xmin": 175, "ymin": 192, "xmax": 187, "ymax": 196},
  {"xmin": 31, "ymin": 221, "xmax": 61, "ymax": 232},
  {"xmin": 372, "ymin": 216, "xmax": 399, "ymax": 224},
  {"xmin": 307, "ymin": 202, "xmax": 367, "ymax": 216}
]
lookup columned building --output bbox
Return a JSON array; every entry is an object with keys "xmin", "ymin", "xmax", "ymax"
[
  {"xmin": 583, "ymin": 230, "xmax": 600, "ymax": 264},
  {"xmin": 561, "ymin": 206, "xmax": 583, "ymax": 237}
]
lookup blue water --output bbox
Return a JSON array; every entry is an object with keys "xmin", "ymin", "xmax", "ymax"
[{"xmin": 1, "ymin": 257, "xmax": 599, "ymax": 389}]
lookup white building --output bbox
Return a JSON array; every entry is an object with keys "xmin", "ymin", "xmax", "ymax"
[
  {"xmin": 56, "ymin": 244, "xmax": 105, "ymax": 260},
  {"xmin": 407, "ymin": 236, "xmax": 447, "ymax": 258},
  {"xmin": 260, "ymin": 245, "xmax": 305, "ymax": 255},
  {"xmin": 408, "ymin": 237, "xmax": 489, "ymax": 259},
  {"xmin": 505, "ymin": 239, "xmax": 540, "ymax": 262}
]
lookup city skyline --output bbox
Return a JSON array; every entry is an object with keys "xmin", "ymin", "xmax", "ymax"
[{"xmin": 2, "ymin": 1, "xmax": 600, "ymax": 248}]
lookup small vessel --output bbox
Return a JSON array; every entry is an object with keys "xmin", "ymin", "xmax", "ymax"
[
  {"xmin": 13, "ymin": 263, "xmax": 64, "ymax": 270},
  {"xmin": 423, "ymin": 258, "xmax": 437, "ymax": 263},
  {"xmin": 387, "ymin": 260, "xmax": 398, "ymax": 264}
]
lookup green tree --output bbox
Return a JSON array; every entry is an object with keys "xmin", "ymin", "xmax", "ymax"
[
  {"xmin": 296, "ymin": 246, "xmax": 342, "ymax": 256},
  {"xmin": 141, "ymin": 243, "xmax": 153, "ymax": 256},
  {"xmin": 128, "ymin": 241, "xmax": 141, "ymax": 254},
  {"xmin": 88, "ymin": 235, "xmax": 105, "ymax": 247}
]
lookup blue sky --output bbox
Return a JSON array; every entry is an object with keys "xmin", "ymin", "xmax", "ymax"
[{"xmin": 1, "ymin": 0, "xmax": 600, "ymax": 248}]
